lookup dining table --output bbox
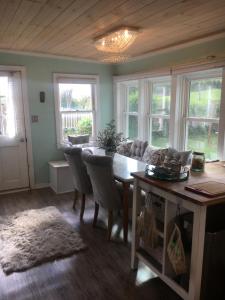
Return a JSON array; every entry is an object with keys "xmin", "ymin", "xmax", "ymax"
[{"xmin": 84, "ymin": 147, "xmax": 147, "ymax": 242}]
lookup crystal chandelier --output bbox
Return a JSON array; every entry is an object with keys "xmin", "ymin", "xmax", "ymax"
[
  {"xmin": 101, "ymin": 54, "xmax": 130, "ymax": 64},
  {"xmin": 94, "ymin": 27, "xmax": 139, "ymax": 53}
]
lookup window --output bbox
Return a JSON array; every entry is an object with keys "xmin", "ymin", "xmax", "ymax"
[
  {"xmin": 125, "ymin": 82, "xmax": 139, "ymax": 139},
  {"xmin": 148, "ymin": 80, "xmax": 171, "ymax": 147},
  {"xmin": 115, "ymin": 66, "xmax": 225, "ymax": 160},
  {"xmin": 181, "ymin": 70, "xmax": 223, "ymax": 160},
  {"xmin": 54, "ymin": 74, "xmax": 98, "ymax": 146}
]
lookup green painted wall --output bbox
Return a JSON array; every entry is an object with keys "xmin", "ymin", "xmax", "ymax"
[
  {"xmin": 1, "ymin": 38, "xmax": 224, "ymax": 185},
  {"xmin": 0, "ymin": 52, "xmax": 114, "ymax": 185},
  {"xmin": 114, "ymin": 38, "xmax": 225, "ymax": 75}
]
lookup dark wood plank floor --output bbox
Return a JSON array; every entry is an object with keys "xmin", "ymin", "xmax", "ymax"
[{"xmin": 0, "ymin": 188, "xmax": 181, "ymax": 300}]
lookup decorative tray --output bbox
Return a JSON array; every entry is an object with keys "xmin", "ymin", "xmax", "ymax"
[{"xmin": 145, "ymin": 165, "xmax": 189, "ymax": 182}]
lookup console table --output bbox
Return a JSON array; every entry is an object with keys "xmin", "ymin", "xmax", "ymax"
[{"xmin": 131, "ymin": 162, "xmax": 225, "ymax": 300}]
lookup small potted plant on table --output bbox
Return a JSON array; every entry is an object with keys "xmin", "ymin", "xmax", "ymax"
[{"xmin": 97, "ymin": 120, "xmax": 126, "ymax": 156}]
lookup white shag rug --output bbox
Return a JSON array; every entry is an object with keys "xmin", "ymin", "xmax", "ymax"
[{"xmin": 0, "ymin": 206, "xmax": 86, "ymax": 274}]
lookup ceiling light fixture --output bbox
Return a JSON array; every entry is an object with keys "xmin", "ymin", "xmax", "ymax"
[
  {"xmin": 94, "ymin": 26, "xmax": 139, "ymax": 53},
  {"xmin": 101, "ymin": 54, "xmax": 130, "ymax": 64}
]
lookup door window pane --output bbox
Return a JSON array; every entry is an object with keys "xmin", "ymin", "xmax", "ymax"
[
  {"xmin": 151, "ymin": 118, "xmax": 169, "ymax": 147},
  {"xmin": 187, "ymin": 121, "xmax": 218, "ymax": 160},
  {"xmin": 0, "ymin": 76, "xmax": 16, "ymax": 137},
  {"xmin": 152, "ymin": 82, "xmax": 171, "ymax": 115},
  {"xmin": 189, "ymin": 78, "xmax": 222, "ymax": 118},
  {"xmin": 128, "ymin": 115, "xmax": 138, "ymax": 139},
  {"xmin": 128, "ymin": 86, "xmax": 138, "ymax": 112}
]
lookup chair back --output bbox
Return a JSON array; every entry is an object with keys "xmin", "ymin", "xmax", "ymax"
[
  {"xmin": 64, "ymin": 147, "xmax": 92, "ymax": 195},
  {"xmin": 130, "ymin": 139, "xmax": 148, "ymax": 160},
  {"xmin": 82, "ymin": 152, "xmax": 121, "ymax": 210}
]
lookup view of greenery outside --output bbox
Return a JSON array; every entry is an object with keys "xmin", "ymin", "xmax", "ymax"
[
  {"xmin": 128, "ymin": 115, "xmax": 138, "ymax": 139},
  {"xmin": 59, "ymin": 83, "xmax": 93, "ymax": 140},
  {"xmin": 128, "ymin": 86, "xmax": 138, "ymax": 138},
  {"xmin": 186, "ymin": 78, "xmax": 222, "ymax": 159},
  {"xmin": 151, "ymin": 83, "xmax": 171, "ymax": 147},
  {"xmin": 63, "ymin": 117, "xmax": 92, "ymax": 138},
  {"xmin": 152, "ymin": 118, "xmax": 169, "ymax": 147}
]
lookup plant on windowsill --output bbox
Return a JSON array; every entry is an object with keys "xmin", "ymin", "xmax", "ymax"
[{"xmin": 97, "ymin": 120, "xmax": 126, "ymax": 156}]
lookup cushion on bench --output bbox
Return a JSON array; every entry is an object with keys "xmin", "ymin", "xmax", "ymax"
[{"xmin": 130, "ymin": 140, "xmax": 148, "ymax": 160}]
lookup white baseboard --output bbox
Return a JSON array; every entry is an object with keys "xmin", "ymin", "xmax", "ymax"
[
  {"xmin": 0, "ymin": 188, "xmax": 30, "ymax": 195},
  {"xmin": 32, "ymin": 183, "xmax": 50, "ymax": 189}
]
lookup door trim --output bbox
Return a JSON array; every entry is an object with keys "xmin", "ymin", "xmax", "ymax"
[{"xmin": 0, "ymin": 65, "xmax": 34, "ymax": 188}]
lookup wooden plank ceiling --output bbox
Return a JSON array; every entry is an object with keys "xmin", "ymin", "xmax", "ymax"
[{"xmin": 0, "ymin": 0, "xmax": 225, "ymax": 62}]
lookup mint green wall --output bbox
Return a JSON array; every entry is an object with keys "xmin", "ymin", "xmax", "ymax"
[
  {"xmin": 0, "ymin": 52, "xmax": 113, "ymax": 185},
  {"xmin": 114, "ymin": 38, "xmax": 225, "ymax": 75}
]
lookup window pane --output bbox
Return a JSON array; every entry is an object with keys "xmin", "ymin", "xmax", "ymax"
[
  {"xmin": 151, "ymin": 117, "xmax": 169, "ymax": 147},
  {"xmin": 0, "ymin": 76, "xmax": 16, "ymax": 137},
  {"xmin": 128, "ymin": 86, "xmax": 138, "ymax": 112},
  {"xmin": 62, "ymin": 112, "xmax": 93, "ymax": 140},
  {"xmin": 189, "ymin": 78, "xmax": 222, "ymax": 118},
  {"xmin": 152, "ymin": 82, "xmax": 171, "ymax": 115},
  {"xmin": 128, "ymin": 115, "xmax": 138, "ymax": 139},
  {"xmin": 59, "ymin": 83, "xmax": 92, "ymax": 111},
  {"xmin": 186, "ymin": 121, "xmax": 218, "ymax": 160}
]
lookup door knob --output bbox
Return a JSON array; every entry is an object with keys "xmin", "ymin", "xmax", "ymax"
[{"xmin": 20, "ymin": 138, "xmax": 25, "ymax": 142}]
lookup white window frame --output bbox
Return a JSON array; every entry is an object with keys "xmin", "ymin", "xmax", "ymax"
[
  {"xmin": 124, "ymin": 80, "xmax": 139, "ymax": 139},
  {"xmin": 114, "ymin": 64, "xmax": 225, "ymax": 160},
  {"xmin": 115, "ymin": 75, "xmax": 172, "ymax": 146},
  {"xmin": 177, "ymin": 68, "xmax": 225, "ymax": 159},
  {"xmin": 144, "ymin": 76, "xmax": 172, "ymax": 146},
  {"xmin": 53, "ymin": 73, "xmax": 99, "ymax": 148}
]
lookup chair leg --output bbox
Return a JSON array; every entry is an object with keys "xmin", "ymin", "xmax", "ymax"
[
  {"xmin": 80, "ymin": 194, "xmax": 86, "ymax": 221},
  {"xmin": 107, "ymin": 210, "xmax": 113, "ymax": 241},
  {"xmin": 93, "ymin": 202, "xmax": 99, "ymax": 227},
  {"xmin": 73, "ymin": 189, "xmax": 79, "ymax": 210}
]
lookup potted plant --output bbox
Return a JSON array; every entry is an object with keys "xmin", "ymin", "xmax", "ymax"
[{"xmin": 97, "ymin": 120, "xmax": 126, "ymax": 155}]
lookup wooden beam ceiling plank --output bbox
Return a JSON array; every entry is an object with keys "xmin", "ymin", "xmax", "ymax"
[
  {"xmin": 20, "ymin": 0, "xmax": 99, "ymax": 50},
  {"xmin": 34, "ymin": 0, "xmax": 129, "ymax": 52},
  {"xmin": 0, "ymin": 0, "xmax": 23, "ymax": 40},
  {"xmin": 49, "ymin": 0, "xmax": 185, "ymax": 53},
  {"xmin": 136, "ymin": 0, "xmax": 225, "ymax": 32},
  {"xmin": 2, "ymin": 0, "xmax": 47, "ymax": 49},
  {"xmin": 49, "ymin": 0, "xmax": 156, "ymax": 53},
  {"xmin": 131, "ymin": 8, "xmax": 225, "ymax": 53},
  {"xmin": 12, "ymin": 0, "xmax": 74, "ymax": 49},
  {"xmin": 129, "ymin": 29, "xmax": 225, "ymax": 58}
]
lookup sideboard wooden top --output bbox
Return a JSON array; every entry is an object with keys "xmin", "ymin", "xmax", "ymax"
[{"xmin": 131, "ymin": 161, "xmax": 225, "ymax": 206}]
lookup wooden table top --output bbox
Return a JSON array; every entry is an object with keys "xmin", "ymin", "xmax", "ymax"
[
  {"xmin": 85, "ymin": 147, "xmax": 146, "ymax": 182},
  {"xmin": 131, "ymin": 161, "xmax": 225, "ymax": 206}
]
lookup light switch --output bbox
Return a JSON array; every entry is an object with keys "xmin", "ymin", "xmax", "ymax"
[{"xmin": 31, "ymin": 115, "xmax": 38, "ymax": 123}]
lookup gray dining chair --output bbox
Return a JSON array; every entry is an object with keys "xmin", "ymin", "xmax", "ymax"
[
  {"xmin": 82, "ymin": 151, "xmax": 130, "ymax": 241},
  {"xmin": 64, "ymin": 147, "xmax": 92, "ymax": 220}
]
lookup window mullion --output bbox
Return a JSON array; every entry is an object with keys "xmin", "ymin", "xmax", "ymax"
[{"xmin": 218, "ymin": 67, "xmax": 225, "ymax": 160}]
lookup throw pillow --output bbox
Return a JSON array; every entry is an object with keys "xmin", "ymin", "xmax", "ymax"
[
  {"xmin": 167, "ymin": 148, "xmax": 192, "ymax": 166},
  {"xmin": 130, "ymin": 140, "xmax": 148, "ymax": 159},
  {"xmin": 143, "ymin": 146, "xmax": 168, "ymax": 166},
  {"xmin": 116, "ymin": 142, "xmax": 132, "ymax": 157}
]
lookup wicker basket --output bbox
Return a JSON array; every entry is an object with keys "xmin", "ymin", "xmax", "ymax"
[{"xmin": 167, "ymin": 223, "xmax": 186, "ymax": 275}]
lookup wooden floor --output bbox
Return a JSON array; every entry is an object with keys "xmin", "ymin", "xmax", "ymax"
[{"xmin": 0, "ymin": 188, "xmax": 181, "ymax": 300}]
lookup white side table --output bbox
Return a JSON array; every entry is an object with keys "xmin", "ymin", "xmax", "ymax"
[{"xmin": 48, "ymin": 161, "xmax": 74, "ymax": 194}]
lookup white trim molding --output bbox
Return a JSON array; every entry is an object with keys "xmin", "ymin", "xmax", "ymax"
[
  {"xmin": 53, "ymin": 73, "xmax": 100, "ymax": 148},
  {"xmin": 0, "ymin": 65, "xmax": 34, "ymax": 189}
]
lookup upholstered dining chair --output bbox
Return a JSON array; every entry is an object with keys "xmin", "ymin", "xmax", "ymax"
[
  {"xmin": 64, "ymin": 147, "xmax": 92, "ymax": 220},
  {"xmin": 82, "ymin": 151, "xmax": 131, "ymax": 241}
]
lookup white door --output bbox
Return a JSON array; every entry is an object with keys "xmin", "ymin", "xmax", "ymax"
[{"xmin": 0, "ymin": 71, "xmax": 29, "ymax": 191}]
